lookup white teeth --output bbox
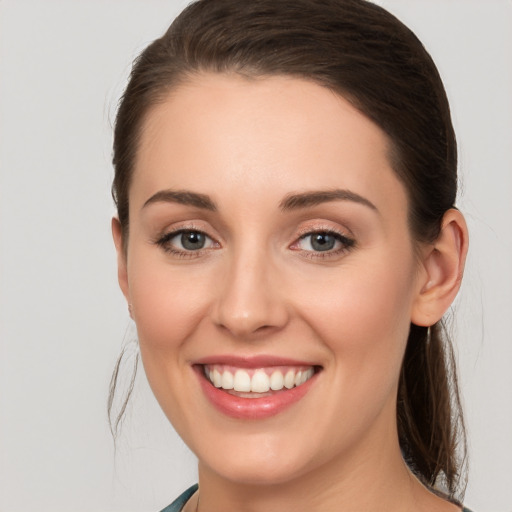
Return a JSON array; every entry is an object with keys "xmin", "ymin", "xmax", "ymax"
[
  {"xmin": 284, "ymin": 370, "xmax": 295, "ymax": 389},
  {"xmin": 212, "ymin": 368, "xmax": 222, "ymax": 388},
  {"xmin": 233, "ymin": 369, "xmax": 252, "ymax": 392},
  {"xmin": 251, "ymin": 370, "xmax": 270, "ymax": 393},
  {"xmin": 270, "ymin": 370, "xmax": 284, "ymax": 391},
  {"xmin": 221, "ymin": 370, "xmax": 234, "ymax": 390},
  {"xmin": 206, "ymin": 365, "xmax": 315, "ymax": 393}
]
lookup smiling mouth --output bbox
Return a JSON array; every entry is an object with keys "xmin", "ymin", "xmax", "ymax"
[{"xmin": 203, "ymin": 364, "xmax": 317, "ymax": 398}]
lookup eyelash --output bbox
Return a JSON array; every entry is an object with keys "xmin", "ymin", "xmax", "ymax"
[
  {"xmin": 153, "ymin": 226, "xmax": 355, "ymax": 260},
  {"xmin": 153, "ymin": 226, "xmax": 218, "ymax": 259},
  {"xmin": 292, "ymin": 228, "xmax": 355, "ymax": 259}
]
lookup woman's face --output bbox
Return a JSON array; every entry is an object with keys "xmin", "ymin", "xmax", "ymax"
[{"xmin": 116, "ymin": 74, "xmax": 426, "ymax": 485}]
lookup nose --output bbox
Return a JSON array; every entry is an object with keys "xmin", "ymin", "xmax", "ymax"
[{"xmin": 211, "ymin": 246, "xmax": 289, "ymax": 339}]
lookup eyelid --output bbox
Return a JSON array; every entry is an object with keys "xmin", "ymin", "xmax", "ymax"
[
  {"xmin": 289, "ymin": 223, "xmax": 356, "ymax": 258},
  {"xmin": 152, "ymin": 220, "xmax": 217, "ymax": 242},
  {"xmin": 152, "ymin": 222, "xmax": 221, "ymax": 258},
  {"xmin": 151, "ymin": 220, "xmax": 355, "ymax": 259},
  {"xmin": 160, "ymin": 229, "xmax": 216, "ymax": 246},
  {"xmin": 294, "ymin": 220, "xmax": 354, "ymax": 239}
]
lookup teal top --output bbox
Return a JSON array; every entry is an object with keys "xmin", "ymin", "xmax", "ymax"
[
  {"xmin": 160, "ymin": 484, "xmax": 474, "ymax": 512},
  {"xmin": 160, "ymin": 484, "xmax": 198, "ymax": 512}
]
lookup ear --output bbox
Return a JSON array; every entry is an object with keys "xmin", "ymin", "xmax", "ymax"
[
  {"xmin": 411, "ymin": 209, "xmax": 468, "ymax": 326},
  {"xmin": 112, "ymin": 217, "xmax": 130, "ymax": 305}
]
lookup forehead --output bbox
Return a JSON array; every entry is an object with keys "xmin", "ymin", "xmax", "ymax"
[{"xmin": 131, "ymin": 73, "xmax": 406, "ymax": 214}]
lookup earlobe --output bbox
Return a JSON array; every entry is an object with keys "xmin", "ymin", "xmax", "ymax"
[
  {"xmin": 111, "ymin": 217, "xmax": 130, "ymax": 303},
  {"xmin": 411, "ymin": 209, "xmax": 468, "ymax": 326}
]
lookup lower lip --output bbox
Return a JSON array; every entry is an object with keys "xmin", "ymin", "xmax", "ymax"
[{"xmin": 195, "ymin": 366, "xmax": 318, "ymax": 420}]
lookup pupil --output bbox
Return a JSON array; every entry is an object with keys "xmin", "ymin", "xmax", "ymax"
[
  {"xmin": 181, "ymin": 231, "xmax": 205, "ymax": 250},
  {"xmin": 311, "ymin": 233, "xmax": 335, "ymax": 251}
]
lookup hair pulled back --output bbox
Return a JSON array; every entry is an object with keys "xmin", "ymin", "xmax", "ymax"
[{"xmin": 111, "ymin": 0, "xmax": 466, "ymax": 500}]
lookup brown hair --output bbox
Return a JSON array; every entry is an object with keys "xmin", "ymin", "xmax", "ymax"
[{"xmin": 110, "ymin": 0, "xmax": 466, "ymax": 500}]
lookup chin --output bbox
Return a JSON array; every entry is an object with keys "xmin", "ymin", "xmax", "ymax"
[
  {"xmin": 195, "ymin": 430, "xmax": 325, "ymax": 486},
  {"xmin": 205, "ymin": 456, "xmax": 310, "ymax": 486}
]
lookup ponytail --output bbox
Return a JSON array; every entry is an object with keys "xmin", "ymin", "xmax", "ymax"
[{"xmin": 397, "ymin": 322, "xmax": 467, "ymax": 499}]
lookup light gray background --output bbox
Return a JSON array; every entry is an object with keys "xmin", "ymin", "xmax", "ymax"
[{"xmin": 0, "ymin": 1, "xmax": 510, "ymax": 511}]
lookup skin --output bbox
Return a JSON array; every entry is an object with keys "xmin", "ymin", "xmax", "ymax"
[{"xmin": 113, "ymin": 74, "xmax": 467, "ymax": 512}]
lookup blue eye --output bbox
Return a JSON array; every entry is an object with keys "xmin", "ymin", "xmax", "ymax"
[
  {"xmin": 296, "ymin": 231, "xmax": 354, "ymax": 253},
  {"xmin": 156, "ymin": 229, "xmax": 216, "ymax": 254},
  {"xmin": 178, "ymin": 231, "xmax": 207, "ymax": 250},
  {"xmin": 308, "ymin": 233, "xmax": 336, "ymax": 251}
]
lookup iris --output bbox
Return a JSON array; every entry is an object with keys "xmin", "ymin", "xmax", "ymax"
[
  {"xmin": 181, "ymin": 231, "xmax": 206, "ymax": 250},
  {"xmin": 310, "ymin": 233, "xmax": 336, "ymax": 251}
]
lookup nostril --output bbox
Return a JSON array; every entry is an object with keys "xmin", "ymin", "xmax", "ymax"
[{"xmin": 254, "ymin": 325, "xmax": 273, "ymax": 333}]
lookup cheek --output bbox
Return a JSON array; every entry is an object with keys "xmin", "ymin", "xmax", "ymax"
[
  {"xmin": 126, "ymin": 253, "xmax": 216, "ymax": 433},
  {"xmin": 282, "ymin": 256, "xmax": 418, "ymax": 451},
  {"xmin": 294, "ymin": 254, "xmax": 417, "ymax": 377},
  {"xmin": 128, "ymin": 253, "xmax": 213, "ymax": 354}
]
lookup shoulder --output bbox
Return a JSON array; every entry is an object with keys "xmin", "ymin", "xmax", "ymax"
[{"xmin": 159, "ymin": 484, "xmax": 199, "ymax": 512}]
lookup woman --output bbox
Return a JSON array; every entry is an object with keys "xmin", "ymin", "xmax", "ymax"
[{"xmin": 110, "ymin": 0, "xmax": 472, "ymax": 510}]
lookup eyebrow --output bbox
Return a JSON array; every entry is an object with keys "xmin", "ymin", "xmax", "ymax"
[
  {"xmin": 279, "ymin": 189, "xmax": 378, "ymax": 212},
  {"xmin": 142, "ymin": 189, "xmax": 217, "ymax": 211},
  {"xmin": 142, "ymin": 188, "xmax": 377, "ymax": 214}
]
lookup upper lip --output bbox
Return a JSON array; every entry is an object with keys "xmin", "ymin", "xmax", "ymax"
[{"xmin": 193, "ymin": 354, "xmax": 320, "ymax": 368}]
